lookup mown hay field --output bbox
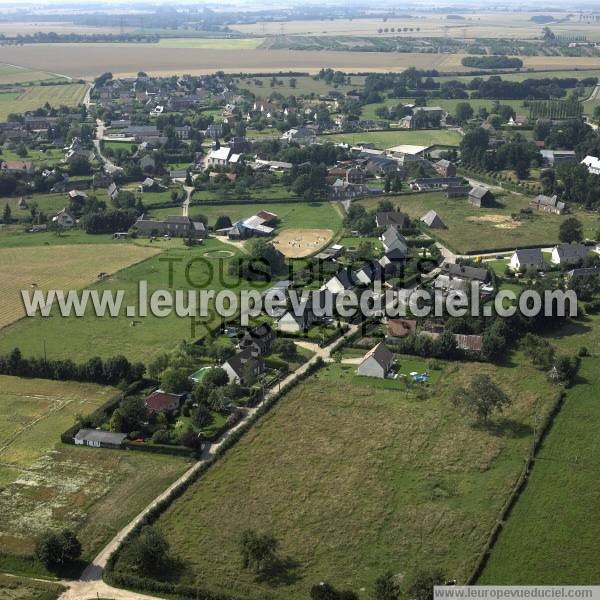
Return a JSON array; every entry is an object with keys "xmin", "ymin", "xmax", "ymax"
[
  {"xmin": 137, "ymin": 358, "xmax": 558, "ymax": 599},
  {"xmin": 0, "ymin": 243, "xmax": 159, "ymax": 329},
  {"xmin": 0, "ymin": 83, "xmax": 87, "ymax": 121},
  {"xmin": 0, "ymin": 375, "xmax": 191, "ymax": 564}
]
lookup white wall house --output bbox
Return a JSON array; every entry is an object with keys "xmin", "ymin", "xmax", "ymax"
[
  {"xmin": 551, "ymin": 243, "xmax": 589, "ymax": 265},
  {"xmin": 581, "ymin": 155, "xmax": 600, "ymax": 176},
  {"xmin": 509, "ymin": 248, "xmax": 544, "ymax": 272}
]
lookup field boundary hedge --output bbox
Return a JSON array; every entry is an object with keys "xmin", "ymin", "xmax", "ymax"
[{"xmin": 467, "ymin": 388, "xmax": 567, "ymax": 583}]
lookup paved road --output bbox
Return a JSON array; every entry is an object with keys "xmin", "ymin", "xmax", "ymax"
[
  {"xmin": 93, "ymin": 119, "xmax": 122, "ymax": 175},
  {"xmin": 57, "ymin": 325, "xmax": 358, "ymax": 600}
]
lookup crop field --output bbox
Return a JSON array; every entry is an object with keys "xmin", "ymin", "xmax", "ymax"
[
  {"xmin": 358, "ymin": 192, "xmax": 600, "ymax": 254},
  {"xmin": 0, "ymin": 83, "xmax": 87, "ymax": 122},
  {"xmin": 479, "ymin": 315, "xmax": 600, "ymax": 585},
  {"xmin": 0, "ymin": 573, "xmax": 65, "ymax": 599},
  {"xmin": 0, "ymin": 375, "xmax": 190, "ymax": 564},
  {"xmin": 231, "ymin": 12, "xmax": 588, "ymax": 39},
  {"xmin": 0, "ymin": 63, "xmax": 67, "ymax": 85},
  {"xmin": 273, "ymin": 228, "xmax": 334, "ymax": 258},
  {"xmin": 135, "ymin": 357, "xmax": 558, "ymax": 598},
  {"xmin": 3, "ymin": 44, "xmax": 600, "ymax": 79},
  {"xmin": 156, "ymin": 37, "xmax": 266, "ymax": 50},
  {"xmin": 0, "ymin": 243, "xmax": 159, "ymax": 329},
  {"xmin": 152, "ymin": 200, "xmax": 344, "ymax": 231},
  {"xmin": 324, "ymin": 129, "xmax": 463, "ymax": 148},
  {"xmin": 0, "ymin": 239, "xmax": 263, "ymax": 362}
]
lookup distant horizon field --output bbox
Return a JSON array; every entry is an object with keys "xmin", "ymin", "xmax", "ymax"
[{"xmin": 3, "ymin": 45, "xmax": 600, "ymax": 79}]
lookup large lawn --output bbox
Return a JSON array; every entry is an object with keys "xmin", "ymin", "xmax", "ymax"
[
  {"xmin": 323, "ymin": 129, "xmax": 462, "ymax": 148},
  {"xmin": 480, "ymin": 314, "xmax": 600, "ymax": 584},
  {"xmin": 0, "ymin": 375, "xmax": 190, "ymax": 565},
  {"xmin": 358, "ymin": 192, "xmax": 600, "ymax": 254},
  {"xmin": 152, "ymin": 199, "xmax": 344, "ymax": 231},
  {"xmin": 133, "ymin": 358, "xmax": 559, "ymax": 598},
  {"xmin": 234, "ymin": 74, "xmax": 365, "ymax": 97},
  {"xmin": 0, "ymin": 239, "xmax": 264, "ymax": 362}
]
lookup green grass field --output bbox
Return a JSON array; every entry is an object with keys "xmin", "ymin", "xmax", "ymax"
[
  {"xmin": 0, "ymin": 375, "xmax": 190, "ymax": 564},
  {"xmin": 0, "ymin": 147, "xmax": 65, "ymax": 169},
  {"xmin": 131, "ymin": 357, "xmax": 559, "ymax": 598},
  {"xmin": 358, "ymin": 192, "xmax": 600, "ymax": 254},
  {"xmin": 0, "ymin": 238, "xmax": 263, "ymax": 362},
  {"xmin": 480, "ymin": 314, "xmax": 600, "ymax": 584},
  {"xmin": 323, "ymin": 129, "xmax": 462, "ymax": 149},
  {"xmin": 152, "ymin": 199, "xmax": 344, "ymax": 231},
  {"xmin": 0, "ymin": 83, "xmax": 87, "ymax": 122}
]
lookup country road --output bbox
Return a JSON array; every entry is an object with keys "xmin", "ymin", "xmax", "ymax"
[{"xmin": 57, "ymin": 325, "xmax": 358, "ymax": 600}]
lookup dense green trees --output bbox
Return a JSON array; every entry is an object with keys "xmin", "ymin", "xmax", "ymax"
[{"xmin": 35, "ymin": 530, "xmax": 82, "ymax": 569}]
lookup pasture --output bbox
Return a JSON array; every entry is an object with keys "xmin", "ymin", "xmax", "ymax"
[
  {"xmin": 0, "ymin": 375, "xmax": 191, "ymax": 564},
  {"xmin": 138, "ymin": 358, "xmax": 558, "ymax": 598},
  {"xmin": 323, "ymin": 129, "xmax": 462, "ymax": 148},
  {"xmin": 0, "ymin": 83, "xmax": 87, "ymax": 122},
  {"xmin": 273, "ymin": 228, "xmax": 334, "ymax": 258},
  {"xmin": 480, "ymin": 315, "xmax": 600, "ymax": 584},
  {"xmin": 358, "ymin": 192, "xmax": 600, "ymax": 254},
  {"xmin": 0, "ymin": 243, "xmax": 159, "ymax": 329},
  {"xmin": 0, "ymin": 239, "xmax": 263, "ymax": 362}
]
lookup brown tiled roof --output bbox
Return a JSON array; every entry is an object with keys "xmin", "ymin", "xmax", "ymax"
[{"xmin": 387, "ymin": 319, "xmax": 417, "ymax": 338}]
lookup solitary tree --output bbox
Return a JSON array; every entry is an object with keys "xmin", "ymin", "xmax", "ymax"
[
  {"xmin": 559, "ymin": 217, "xmax": 583, "ymax": 244},
  {"xmin": 127, "ymin": 526, "xmax": 171, "ymax": 576},
  {"xmin": 451, "ymin": 374, "xmax": 511, "ymax": 424},
  {"xmin": 239, "ymin": 529, "xmax": 279, "ymax": 574}
]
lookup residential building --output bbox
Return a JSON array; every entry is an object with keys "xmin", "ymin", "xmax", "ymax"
[
  {"xmin": 529, "ymin": 194, "xmax": 566, "ymax": 215},
  {"xmin": 74, "ymin": 429, "xmax": 127, "ymax": 449},
  {"xmin": 376, "ymin": 211, "xmax": 409, "ymax": 229},
  {"xmin": 381, "ymin": 226, "xmax": 408, "ymax": 255},
  {"xmin": 509, "ymin": 248, "xmax": 544, "ymax": 271},
  {"xmin": 551, "ymin": 243, "xmax": 589, "ymax": 265},
  {"xmin": 222, "ymin": 347, "xmax": 264, "ymax": 384},
  {"xmin": 144, "ymin": 390, "xmax": 185, "ymax": 413},
  {"xmin": 433, "ymin": 159, "xmax": 456, "ymax": 178},
  {"xmin": 134, "ymin": 215, "xmax": 207, "ymax": 239},
  {"xmin": 581, "ymin": 155, "xmax": 600, "ymax": 175},
  {"xmin": 411, "ymin": 177, "xmax": 464, "ymax": 192},
  {"xmin": 357, "ymin": 342, "xmax": 395, "ymax": 379},
  {"xmin": 52, "ymin": 208, "xmax": 75, "ymax": 229},
  {"xmin": 239, "ymin": 323, "xmax": 276, "ymax": 356}
]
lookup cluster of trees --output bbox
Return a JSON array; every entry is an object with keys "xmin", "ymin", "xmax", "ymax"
[
  {"xmin": 461, "ymin": 55, "xmax": 524, "ymax": 69},
  {"xmin": 522, "ymin": 334, "xmax": 580, "ymax": 385},
  {"xmin": 231, "ymin": 239, "xmax": 287, "ymax": 281},
  {"xmin": 460, "ymin": 128, "xmax": 541, "ymax": 177},
  {"xmin": 0, "ymin": 348, "xmax": 145, "ymax": 386},
  {"xmin": 470, "ymin": 75, "xmax": 594, "ymax": 100},
  {"xmin": 35, "ymin": 529, "xmax": 81, "ymax": 570}
]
